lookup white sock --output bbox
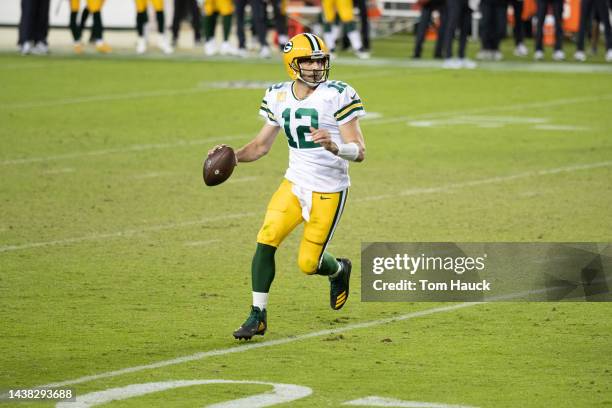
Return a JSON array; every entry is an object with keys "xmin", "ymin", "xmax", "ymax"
[
  {"xmin": 324, "ymin": 31, "xmax": 336, "ymax": 51},
  {"xmin": 347, "ymin": 30, "xmax": 363, "ymax": 51},
  {"xmin": 331, "ymin": 25, "xmax": 341, "ymax": 42},
  {"xmin": 329, "ymin": 261, "xmax": 343, "ymax": 279},
  {"xmin": 252, "ymin": 292, "xmax": 269, "ymax": 310}
]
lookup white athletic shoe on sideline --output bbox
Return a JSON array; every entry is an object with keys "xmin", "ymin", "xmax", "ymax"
[
  {"xmin": 220, "ymin": 41, "xmax": 237, "ymax": 56},
  {"xmin": 461, "ymin": 58, "xmax": 477, "ymax": 69},
  {"xmin": 552, "ymin": 50, "xmax": 565, "ymax": 61},
  {"xmin": 492, "ymin": 50, "xmax": 503, "ymax": 61},
  {"xmin": 247, "ymin": 39, "xmax": 258, "ymax": 51},
  {"xmin": 355, "ymin": 49, "xmax": 370, "ymax": 59},
  {"xmin": 606, "ymin": 49, "xmax": 612, "ymax": 62},
  {"xmin": 237, "ymin": 47, "xmax": 248, "ymax": 58},
  {"xmin": 136, "ymin": 37, "xmax": 147, "ymax": 54},
  {"xmin": 534, "ymin": 50, "xmax": 544, "ymax": 61},
  {"xmin": 574, "ymin": 50, "xmax": 586, "ymax": 62},
  {"xmin": 158, "ymin": 36, "xmax": 173, "ymax": 54},
  {"xmin": 20, "ymin": 41, "xmax": 33, "ymax": 55},
  {"xmin": 514, "ymin": 43, "xmax": 528, "ymax": 57},
  {"xmin": 259, "ymin": 46, "xmax": 271, "ymax": 59},
  {"xmin": 476, "ymin": 49, "xmax": 492, "ymax": 60},
  {"xmin": 32, "ymin": 41, "xmax": 49, "ymax": 55},
  {"xmin": 204, "ymin": 39, "xmax": 217, "ymax": 56},
  {"xmin": 442, "ymin": 58, "xmax": 462, "ymax": 69}
]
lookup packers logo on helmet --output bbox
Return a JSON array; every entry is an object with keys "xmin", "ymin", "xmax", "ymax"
[{"xmin": 283, "ymin": 33, "xmax": 330, "ymax": 87}]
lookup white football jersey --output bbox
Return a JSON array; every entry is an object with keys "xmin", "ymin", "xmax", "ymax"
[{"xmin": 259, "ymin": 80, "xmax": 365, "ymax": 193}]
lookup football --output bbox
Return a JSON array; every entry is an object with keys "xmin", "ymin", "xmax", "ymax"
[{"xmin": 203, "ymin": 145, "xmax": 236, "ymax": 186}]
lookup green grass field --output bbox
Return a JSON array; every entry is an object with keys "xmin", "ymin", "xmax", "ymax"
[{"xmin": 1, "ymin": 39, "xmax": 612, "ymax": 407}]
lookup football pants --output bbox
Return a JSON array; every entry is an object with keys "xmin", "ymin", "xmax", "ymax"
[{"xmin": 256, "ymin": 179, "xmax": 348, "ymax": 275}]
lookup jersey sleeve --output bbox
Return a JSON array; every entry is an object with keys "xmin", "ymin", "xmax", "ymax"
[
  {"xmin": 333, "ymin": 84, "xmax": 366, "ymax": 126},
  {"xmin": 259, "ymin": 88, "xmax": 280, "ymax": 126}
]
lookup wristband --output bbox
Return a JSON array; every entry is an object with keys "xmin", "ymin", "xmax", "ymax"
[{"xmin": 337, "ymin": 142, "xmax": 360, "ymax": 161}]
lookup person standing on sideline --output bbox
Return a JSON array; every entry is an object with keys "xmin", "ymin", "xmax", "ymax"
[
  {"xmin": 171, "ymin": 0, "xmax": 201, "ymax": 48},
  {"xmin": 534, "ymin": 0, "xmax": 564, "ymax": 60},
  {"xmin": 69, "ymin": 0, "xmax": 111, "ymax": 53},
  {"xmin": 268, "ymin": 0, "xmax": 289, "ymax": 51},
  {"xmin": 322, "ymin": 0, "xmax": 370, "ymax": 58},
  {"xmin": 413, "ymin": 0, "xmax": 446, "ymax": 59},
  {"xmin": 19, "ymin": 0, "xmax": 50, "ymax": 55},
  {"xmin": 441, "ymin": 0, "xmax": 475, "ymax": 68},
  {"xmin": 235, "ymin": 0, "xmax": 270, "ymax": 57},
  {"xmin": 509, "ymin": 0, "xmax": 529, "ymax": 56},
  {"xmin": 202, "ymin": 0, "xmax": 237, "ymax": 56},
  {"xmin": 353, "ymin": 0, "xmax": 371, "ymax": 54},
  {"xmin": 574, "ymin": 0, "xmax": 612, "ymax": 61},
  {"xmin": 134, "ymin": 0, "xmax": 173, "ymax": 54},
  {"xmin": 478, "ymin": 0, "xmax": 507, "ymax": 61}
]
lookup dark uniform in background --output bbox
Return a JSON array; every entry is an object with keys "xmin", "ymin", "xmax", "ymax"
[
  {"xmin": 268, "ymin": 0, "xmax": 289, "ymax": 50},
  {"xmin": 575, "ymin": 0, "xmax": 612, "ymax": 61},
  {"xmin": 235, "ymin": 0, "xmax": 270, "ymax": 56},
  {"xmin": 534, "ymin": 0, "xmax": 564, "ymax": 59},
  {"xmin": 441, "ymin": 0, "xmax": 471, "ymax": 63},
  {"xmin": 480, "ymin": 0, "xmax": 507, "ymax": 59},
  {"xmin": 413, "ymin": 0, "xmax": 446, "ymax": 59},
  {"xmin": 353, "ymin": 0, "xmax": 371, "ymax": 51},
  {"xmin": 172, "ymin": 0, "xmax": 202, "ymax": 46},
  {"xmin": 508, "ymin": 0, "xmax": 528, "ymax": 55},
  {"xmin": 19, "ymin": 0, "xmax": 50, "ymax": 54}
]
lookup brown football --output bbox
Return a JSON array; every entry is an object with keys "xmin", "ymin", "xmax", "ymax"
[{"xmin": 203, "ymin": 145, "xmax": 236, "ymax": 186}]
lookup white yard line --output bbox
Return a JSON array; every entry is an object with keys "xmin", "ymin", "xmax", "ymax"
[
  {"xmin": 334, "ymin": 57, "xmax": 612, "ymax": 74},
  {"xmin": 0, "ymin": 135, "xmax": 248, "ymax": 166},
  {"xmin": 533, "ymin": 124, "xmax": 590, "ymax": 131},
  {"xmin": 0, "ymin": 213, "xmax": 253, "ymax": 253},
  {"xmin": 1, "ymin": 161, "xmax": 609, "ymax": 254},
  {"xmin": 344, "ymin": 396, "xmax": 478, "ymax": 408},
  {"xmin": 41, "ymin": 168, "xmax": 75, "ymax": 175},
  {"xmin": 2, "ymin": 94, "xmax": 609, "ymax": 166},
  {"xmin": 227, "ymin": 176, "xmax": 259, "ymax": 184},
  {"xmin": 184, "ymin": 239, "xmax": 221, "ymax": 247},
  {"xmin": 130, "ymin": 171, "xmax": 178, "ymax": 180},
  {"xmin": 355, "ymin": 161, "xmax": 612, "ymax": 203},
  {"xmin": 35, "ymin": 302, "xmax": 479, "ymax": 389},
  {"xmin": 12, "ymin": 286, "xmax": 575, "ymax": 391},
  {"xmin": 2, "ymin": 88, "xmax": 217, "ymax": 110},
  {"xmin": 0, "ymin": 62, "xmax": 78, "ymax": 70},
  {"xmin": 366, "ymin": 94, "xmax": 612, "ymax": 126}
]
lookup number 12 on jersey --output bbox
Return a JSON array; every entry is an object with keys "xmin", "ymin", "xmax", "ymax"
[{"xmin": 282, "ymin": 108, "xmax": 320, "ymax": 149}]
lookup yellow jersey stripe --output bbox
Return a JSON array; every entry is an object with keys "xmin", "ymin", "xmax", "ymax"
[
  {"xmin": 335, "ymin": 102, "xmax": 363, "ymax": 120},
  {"xmin": 334, "ymin": 99, "xmax": 362, "ymax": 117}
]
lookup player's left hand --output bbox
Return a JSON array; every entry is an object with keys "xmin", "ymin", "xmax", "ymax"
[{"xmin": 310, "ymin": 127, "xmax": 338, "ymax": 155}]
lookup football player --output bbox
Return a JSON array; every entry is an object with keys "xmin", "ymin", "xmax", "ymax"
[
  {"xmin": 134, "ymin": 0, "xmax": 173, "ymax": 54},
  {"xmin": 69, "ymin": 0, "xmax": 111, "ymax": 53},
  {"xmin": 210, "ymin": 33, "xmax": 366, "ymax": 340},
  {"xmin": 322, "ymin": 0, "xmax": 369, "ymax": 58},
  {"xmin": 202, "ymin": 0, "xmax": 237, "ymax": 56}
]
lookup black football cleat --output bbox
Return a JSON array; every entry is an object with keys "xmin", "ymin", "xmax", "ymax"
[
  {"xmin": 233, "ymin": 306, "xmax": 267, "ymax": 340},
  {"xmin": 330, "ymin": 258, "xmax": 352, "ymax": 310}
]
